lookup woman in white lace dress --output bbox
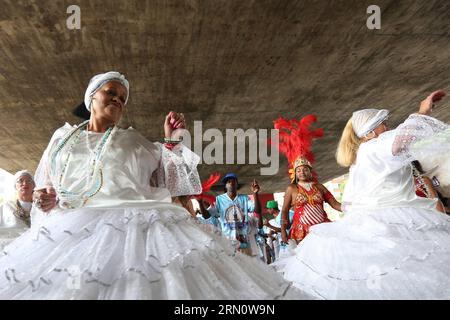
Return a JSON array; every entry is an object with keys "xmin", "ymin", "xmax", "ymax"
[
  {"xmin": 0, "ymin": 71, "xmax": 310, "ymax": 300},
  {"xmin": 277, "ymin": 90, "xmax": 450, "ymax": 299}
]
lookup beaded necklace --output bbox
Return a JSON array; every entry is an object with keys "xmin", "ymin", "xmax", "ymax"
[
  {"xmin": 49, "ymin": 121, "xmax": 117, "ymax": 209},
  {"xmin": 297, "ymin": 181, "xmax": 313, "ymax": 191},
  {"xmin": 14, "ymin": 200, "xmax": 31, "ymax": 227}
]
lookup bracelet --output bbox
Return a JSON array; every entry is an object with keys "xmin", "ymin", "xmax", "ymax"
[
  {"xmin": 33, "ymin": 198, "xmax": 42, "ymax": 209},
  {"xmin": 164, "ymin": 143, "xmax": 176, "ymax": 150},
  {"xmin": 164, "ymin": 137, "xmax": 183, "ymax": 144}
]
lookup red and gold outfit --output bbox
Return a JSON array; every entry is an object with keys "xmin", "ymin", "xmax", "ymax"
[
  {"xmin": 289, "ymin": 183, "xmax": 334, "ymax": 242},
  {"xmin": 413, "ymin": 177, "xmax": 429, "ymax": 198}
]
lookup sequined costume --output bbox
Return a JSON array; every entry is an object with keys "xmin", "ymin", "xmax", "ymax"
[{"xmin": 289, "ymin": 184, "xmax": 333, "ymax": 242}]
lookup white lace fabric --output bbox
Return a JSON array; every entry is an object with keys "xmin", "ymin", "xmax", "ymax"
[
  {"xmin": 390, "ymin": 114, "xmax": 449, "ymax": 161},
  {"xmin": 155, "ymin": 142, "xmax": 202, "ymax": 197}
]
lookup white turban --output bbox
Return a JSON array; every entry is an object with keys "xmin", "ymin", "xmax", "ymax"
[
  {"xmin": 352, "ymin": 109, "xmax": 389, "ymax": 138},
  {"xmin": 84, "ymin": 71, "xmax": 129, "ymax": 111},
  {"xmin": 14, "ymin": 170, "xmax": 34, "ymax": 186}
]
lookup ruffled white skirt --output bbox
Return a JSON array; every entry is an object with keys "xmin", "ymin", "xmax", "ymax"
[
  {"xmin": 0, "ymin": 228, "xmax": 27, "ymax": 251},
  {"xmin": 0, "ymin": 203, "xmax": 312, "ymax": 300},
  {"xmin": 275, "ymin": 206, "xmax": 450, "ymax": 299}
]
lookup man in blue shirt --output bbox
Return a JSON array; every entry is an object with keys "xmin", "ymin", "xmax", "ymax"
[{"xmin": 208, "ymin": 173, "xmax": 263, "ymax": 256}]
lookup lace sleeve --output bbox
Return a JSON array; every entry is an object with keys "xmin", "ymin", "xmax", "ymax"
[
  {"xmin": 154, "ymin": 142, "xmax": 202, "ymax": 197},
  {"xmin": 391, "ymin": 114, "xmax": 449, "ymax": 159},
  {"xmin": 374, "ymin": 114, "xmax": 450, "ymax": 169}
]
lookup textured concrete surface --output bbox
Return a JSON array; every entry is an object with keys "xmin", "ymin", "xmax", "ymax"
[{"xmin": 0, "ymin": 0, "xmax": 449, "ymax": 193}]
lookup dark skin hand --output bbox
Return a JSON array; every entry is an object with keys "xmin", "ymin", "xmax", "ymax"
[
  {"xmin": 164, "ymin": 111, "xmax": 186, "ymax": 139},
  {"xmin": 33, "ymin": 187, "xmax": 58, "ymax": 213},
  {"xmin": 197, "ymin": 199, "xmax": 211, "ymax": 219},
  {"xmin": 250, "ymin": 179, "xmax": 263, "ymax": 229}
]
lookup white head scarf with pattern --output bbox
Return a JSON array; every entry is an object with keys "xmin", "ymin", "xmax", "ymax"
[
  {"xmin": 84, "ymin": 71, "xmax": 129, "ymax": 111},
  {"xmin": 352, "ymin": 109, "xmax": 389, "ymax": 138}
]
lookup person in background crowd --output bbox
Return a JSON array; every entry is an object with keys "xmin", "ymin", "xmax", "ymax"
[
  {"xmin": 0, "ymin": 170, "xmax": 35, "ymax": 249},
  {"xmin": 263, "ymin": 200, "xmax": 282, "ymax": 263},
  {"xmin": 280, "ymin": 158, "xmax": 342, "ymax": 244},
  {"xmin": 208, "ymin": 173, "xmax": 263, "ymax": 257}
]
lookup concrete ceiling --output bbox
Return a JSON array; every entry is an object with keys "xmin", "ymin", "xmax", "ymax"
[{"xmin": 0, "ymin": 0, "xmax": 449, "ymax": 193}]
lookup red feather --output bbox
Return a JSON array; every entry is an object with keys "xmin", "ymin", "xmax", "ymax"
[
  {"xmin": 271, "ymin": 114, "xmax": 324, "ymax": 178},
  {"xmin": 201, "ymin": 172, "xmax": 221, "ymax": 193}
]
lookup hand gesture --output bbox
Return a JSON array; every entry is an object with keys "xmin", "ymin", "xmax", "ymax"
[
  {"xmin": 281, "ymin": 229, "xmax": 289, "ymax": 244},
  {"xmin": 250, "ymin": 179, "xmax": 260, "ymax": 194},
  {"xmin": 33, "ymin": 187, "xmax": 58, "ymax": 213},
  {"xmin": 164, "ymin": 111, "xmax": 186, "ymax": 139},
  {"xmin": 419, "ymin": 90, "xmax": 446, "ymax": 115}
]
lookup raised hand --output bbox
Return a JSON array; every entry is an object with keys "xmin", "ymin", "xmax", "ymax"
[
  {"xmin": 419, "ymin": 90, "xmax": 446, "ymax": 115},
  {"xmin": 33, "ymin": 187, "xmax": 58, "ymax": 213},
  {"xmin": 250, "ymin": 179, "xmax": 260, "ymax": 194},
  {"xmin": 164, "ymin": 111, "xmax": 186, "ymax": 139}
]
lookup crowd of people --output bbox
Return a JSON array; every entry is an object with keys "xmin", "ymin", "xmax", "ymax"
[{"xmin": 0, "ymin": 71, "xmax": 449, "ymax": 299}]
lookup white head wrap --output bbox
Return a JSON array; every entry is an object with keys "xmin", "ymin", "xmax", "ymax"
[
  {"xmin": 351, "ymin": 109, "xmax": 389, "ymax": 138},
  {"xmin": 84, "ymin": 71, "xmax": 129, "ymax": 111},
  {"xmin": 14, "ymin": 170, "xmax": 34, "ymax": 186}
]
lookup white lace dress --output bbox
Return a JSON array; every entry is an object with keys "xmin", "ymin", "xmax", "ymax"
[
  {"xmin": 0, "ymin": 123, "xmax": 311, "ymax": 300},
  {"xmin": 276, "ymin": 114, "xmax": 450, "ymax": 299}
]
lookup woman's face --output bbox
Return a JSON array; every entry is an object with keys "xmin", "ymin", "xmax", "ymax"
[
  {"xmin": 295, "ymin": 165, "xmax": 312, "ymax": 182},
  {"xmin": 372, "ymin": 120, "xmax": 389, "ymax": 137},
  {"xmin": 15, "ymin": 175, "xmax": 35, "ymax": 198},
  {"xmin": 91, "ymin": 81, "xmax": 127, "ymax": 124}
]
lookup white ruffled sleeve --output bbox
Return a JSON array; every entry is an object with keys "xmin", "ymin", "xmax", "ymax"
[
  {"xmin": 154, "ymin": 142, "xmax": 202, "ymax": 197},
  {"xmin": 376, "ymin": 114, "xmax": 450, "ymax": 170}
]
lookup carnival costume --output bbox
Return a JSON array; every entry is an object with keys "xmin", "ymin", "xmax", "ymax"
[{"xmin": 274, "ymin": 115, "xmax": 336, "ymax": 242}]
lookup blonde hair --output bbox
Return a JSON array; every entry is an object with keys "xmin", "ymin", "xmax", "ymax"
[{"xmin": 336, "ymin": 118, "xmax": 363, "ymax": 167}]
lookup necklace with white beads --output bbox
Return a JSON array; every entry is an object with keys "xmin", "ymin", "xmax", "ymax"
[{"xmin": 49, "ymin": 121, "xmax": 117, "ymax": 209}]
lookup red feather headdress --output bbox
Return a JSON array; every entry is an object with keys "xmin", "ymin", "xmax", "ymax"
[{"xmin": 273, "ymin": 115, "xmax": 324, "ymax": 182}]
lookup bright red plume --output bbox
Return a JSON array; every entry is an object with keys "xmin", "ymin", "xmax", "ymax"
[{"xmin": 272, "ymin": 114, "xmax": 324, "ymax": 181}]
